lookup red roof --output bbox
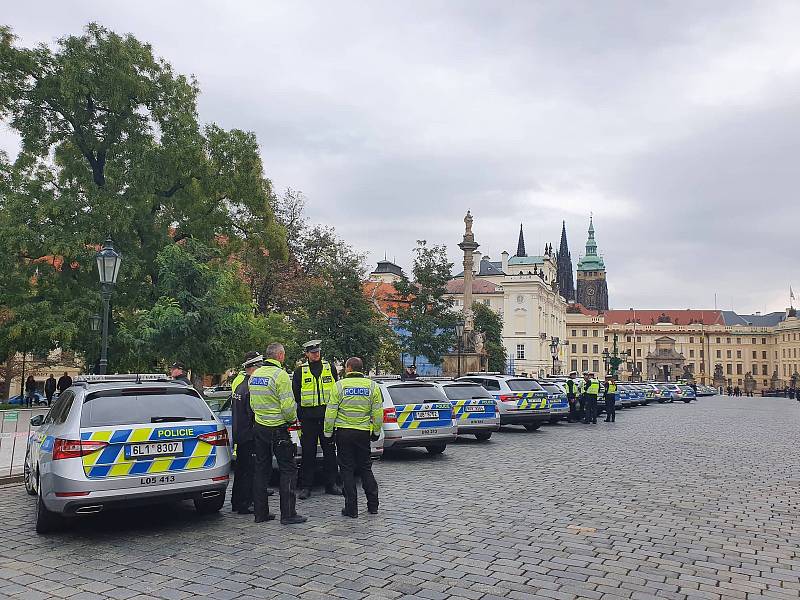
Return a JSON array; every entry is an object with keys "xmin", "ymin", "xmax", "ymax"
[
  {"xmin": 566, "ymin": 303, "xmax": 600, "ymax": 316},
  {"xmin": 603, "ymin": 309, "xmax": 724, "ymax": 326},
  {"xmin": 445, "ymin": 279, "xmax": 500, "ymax": 294},
  {"xmin": 362, "ymin": 281, "xmax": 408, "ymax": 318}
]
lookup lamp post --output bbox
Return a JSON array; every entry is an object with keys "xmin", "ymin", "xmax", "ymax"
[
  {"xmin": 602, "ymin": 348, "xmax": 610, "ymax": 375},
  {"xmin": 455, "ymin": 319, "xmax": 465, "ymax": 378},
  {"xmin": 549, "ymin": 337, "xmax": 560, "ymax": 376},
  {"xmin": 95, "ymin": 238, "xmax": 122, "ymax": 375},
  {"xmin": 608, "ymin": 333, "xmax": 623, "ymax": 379}
]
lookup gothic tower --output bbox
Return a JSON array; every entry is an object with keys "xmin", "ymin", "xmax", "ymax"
[
  {"xmin": 575, "ymin": 216, "xmax": 609, "ymax": 311},
  {"xmin": 515, "ymin": 223, "xmax": 526, "ymax": 257},
  {"xmin": 556, "ymin": 221, "xmax": 575, "ymax": 302}
]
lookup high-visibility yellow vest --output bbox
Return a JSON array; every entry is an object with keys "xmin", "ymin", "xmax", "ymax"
[
  {"xmin": 324, "ymin": 373, "xmax": 383, "ymax": 436},
  {"xmin": 229, "ymin": 372, "xmax": 246, "ymax": 398},
  {"xmin": 249, "ymin": 359, "xmax": 297, "ymax": 427},
  {"xmin": 299, "ymin": 361, "xmax": 336, "ymax": 407},
  {"xmin": 586, "ymin": 379, "xmax": 600, "ymax": 395},
  {"xmin": 606, "ymin": 381, "xmax": 617, "ymax": 394}
]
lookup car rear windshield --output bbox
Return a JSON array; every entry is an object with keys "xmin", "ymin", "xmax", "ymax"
[
  {"xmin": 81, "ymin": 390, "xmax": 214, "ymax": 428},
  {"xmin": 540, "ymin": 384, "xmax": 561, "ymax": 394},
  {"xmin": 506, "ymin": 379, "xmax": 544, "ymax": 392},
  {"xmin": 441, "ymin": 384, "xmax": 492, "ymax": 401},
  {"xmin": 386, "ymin": 384, "xmax": 449, "ymax": 406}
]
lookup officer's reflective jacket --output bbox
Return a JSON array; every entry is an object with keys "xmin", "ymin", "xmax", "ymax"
[
  {"xmin": 249, "ymin": 359, "xmax": 297, "ymax": 427},
  {"xmin": 299, "ymin": 361, "xmax": 336, "ymax": 407},
  {"xmin": 584, "ymin": 379, "xmax": 600, "ymax": 396},
  {"xmin": 323, "ymin": 372, "xmax": 383, "ymax": 436},
  {"xmin": 605, "ymin": 381, "xmax": 617, "ymax": 398},
  {"xmin": 565, "ymin": 378, "xmax": 582, "ymax": 398}
]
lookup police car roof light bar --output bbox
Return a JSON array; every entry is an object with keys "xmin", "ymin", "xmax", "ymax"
[{"xmin": 75, "ymin": 374, "xmax": 173, "ymax": 384}]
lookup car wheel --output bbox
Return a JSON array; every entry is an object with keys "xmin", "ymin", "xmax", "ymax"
[
  {"xmin": 194, "ymin": 492, "xmax": 225, "ymax": 514},
  {"xmin": 425, "ymin": 444, "xmax": 446, "ymax": 455},
  {"xmin": 35, "ymin": 479, "xmax": 62, "ymax": 534},
  {"xmin": 474, "ymin": 432, "xmax": 492, "ymax": 441},
  {"xmin": 23, "ymin": 454, "xmax": 36, "ymax": 496},
  {"xmin": 683, "ymin": 399, "xmax": 691, "ymax": 403},
  {"xmin": 548, "ymin": 417, "xmax": 560, "ymax": 424},
  {"xmin": 523, "ymin": 424, "xmax": 540, "ymax": 432}
]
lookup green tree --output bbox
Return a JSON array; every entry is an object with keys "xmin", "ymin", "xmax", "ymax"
[
  {"xmin": 472, "ymin": 301, "xmax": 507, "ymax": 373},
  {"xmin": 393, "ymin": 240, "xmax": 456, "ymax": 366},
  {"xmin": 0, "ymin": 23, "xmax": 287, "ymax": 376}
]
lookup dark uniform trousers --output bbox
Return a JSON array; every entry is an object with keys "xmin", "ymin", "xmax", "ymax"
[
  {"xmin": 335, "ymin": 428, "xmax": 378, "ymax": 515},
  {"xmin": 253, "ymin": 424, "xmax": 297, "ymax": 519},
  {"xmin": 231, "ymin": 440, "xmax": 255, "ymax": 511},
  {"xmin": 299, "ymin": 417, "xmax": 338, "ymax": 489},
  {"xmin": 583, "ymin": 394, "xmax": 598, "ymax": 424},
  {"xmin": 567, "ymin": 395, "xmax": 579, "ymax": 422},
  {"xmin": 604, "ymin": 395, "xmax": 616, "ymax": 422}
]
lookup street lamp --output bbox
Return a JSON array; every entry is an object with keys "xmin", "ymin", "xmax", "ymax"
[
  {"xmin": 455, "ymin": 319, "xmax": 465, "ymax": 378},
  {"xmin": 95, "ymin": 238, "xmax": 122, "ymax": 375},
  {"xmin": 601, "ymin": 348, "xmax": 610, "ymax": 375},
  {"xmin": 89, "ymin": 314, "xmax": 101, "ymax": 332},
  {"xmin": 549, "ymin": 337, "xmax": 560, "ymax": 376}
]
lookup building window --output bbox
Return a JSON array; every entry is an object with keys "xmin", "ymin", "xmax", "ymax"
[
  {"xmin": 592, "ymin": 360, "xmax": 599, "ymax": 372},
  {"xmin": 700, "ymin": 349, "xmax": 704, "ymax": 358},
  {"xmin": 716, "ymin": 350, "xmax": 721, "ymax": 359},
  {"xmin": 736, "ymin": 338, "xmax": 741, "ymax": 344},
  {"xmin": 727, "ymin": 338, "xmax": 731, "ymax": 344},
  {"xmin": 593, "ymin": 330, "xmax": 598, "ymax": 337},
  {"xmin": 736, "ymin": 350, "xmax": 741, "ymax": 359},
  {"xmin": 637, "ymin": 336, "xmax": 642, "ymax": 342},
  {"xmin": 762, "ymin": 351, "xmax": 767, "ymax": 359},
  {"xmin": 736, "ymin": 364, "xmax": 742, "ymax": 375},
  {"xmin": 752, "ymin": 365, "xmax": 758, "ymax": 375},
  {"xmin": 627, "ymin": 336, "xmax": 632, "ymax": 342},
  {"xmin": 752, "ymin": 351, "xmax": 757, "ymax": 359},
  {"xmin": 604, "ymin": 336, "xmax": 608, "ymax": 342},
  {"xmin": 592, "ymin": 345, "xmax": 599, "ymax": 354},
  {"xmin": 571, "ymin": 344, "xmax": 577, "ymax": 353},
  {"xmin": 637, "ymin": 361, "xmax": 642, "ymax": 371},
  {"xmin": 637, "ymin": 349, "xmax": 642, "ymax": 357},
  {"xmin": 689, "ymin": 337, "xmax": 694, "ymax": 344},
  {"xmin": 751, "ymin": 338, "xmax": 756, "ymax": 345},
  {"xmin": 700, "ymin": 363, "xmax": 705, "ymax": 372},
  {"xmin": 516, "ymin": 344, "xmax": 525, "ymax": 360},
  {"xmin": 582, "ymin": 330, "xmax": 588, "ymax": 337},
  {"xmin": 726, "ymin": 364, "xmax": 732, "ymax": 375},
  {"xmin": 763, "ymin": 364, "xmax": 768, "ymax": 375},
  {"xmin": 689, "ymin": 349, "xmax": 695, "ymax": 358},
  {"xmin": 762, "ymin": 338, "xmax": 767, "ymax": 345},
  {"xmin": 727, "ymin": 350, "xmax": 732, "ymax": 359},
  {"xmin": 581, "ymin": 359, "xmax": 589, "ymax": 371},
  {"xmin": 571, "ymin": 329, "xmax": 577, "ymax": 337},
  {"xmin": 571, "ymin": 359, "xmax": 578, "ymax": 371},
  {"xmin": 582, "ymin": 344, "xmax": 588, "ymax": 353}
]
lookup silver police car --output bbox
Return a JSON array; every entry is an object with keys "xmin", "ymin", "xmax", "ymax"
[{"xmin": 24, "ymin": 374, "xmax": 231, "ymax": 534}]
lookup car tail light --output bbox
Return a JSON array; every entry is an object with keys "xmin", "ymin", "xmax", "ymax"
[
  {"xmin": 198, "ymin": 429, "xmax": 229, "ymax": 446},
  {"xmin": 53, "ymin": 439, "xmax": 108, "ymax": 460},
  {"xmin": 55, "ymin": 491, "xmax": 90, "ymax": 497},
  {"xmin": 212, "ymin": 475, "xmax": 230, "ymax": 482},
  {"xmin": 383, "ymin": 408, "xmax": 397, "ymax": 423},
  {"xmin": 498, "ymin": 394, "xmax": 516, "ymax": 402}
]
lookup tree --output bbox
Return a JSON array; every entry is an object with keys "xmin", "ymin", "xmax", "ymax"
[
  {"xmin": 472, "ymin": 301, "xmax": 507, "ymax": 373},
  {"xmin": 393, "ymin": 240, "xmax": 456, "ymax": 366},
  {"xmin": 0, "ymin": 23, "xmax": 287, "ymax": 376}
]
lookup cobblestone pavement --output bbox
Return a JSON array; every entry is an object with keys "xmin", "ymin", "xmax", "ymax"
[{"xmin": 1, "ymin": 395, "xmax": 799, "ymax": 600}]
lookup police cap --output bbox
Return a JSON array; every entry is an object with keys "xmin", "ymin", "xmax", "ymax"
[
  {"xmin": 170, "ymin": 361, "xmax": 186, "ymax": 372},
  {"xmin": 242, "ymin": 351, "xmax": 264, "ymax": 368},
  {"xmin": 303, "ymin": 339, "xmax": 322, "ymax": 352}
]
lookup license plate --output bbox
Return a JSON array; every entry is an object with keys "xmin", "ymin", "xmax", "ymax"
[
  {"xmin": 125, "ymin": 441, "xmax": 183, "ymax": 459},
  {"xmin": 416, "ymin": 411, "xmax": 439, "ymax": 419},
  {"xmin": 139, "ymin": 474, "xmax": 176, "ymax": 486},
  {"xmin": 419, "ymin": 428, "xmax": 439, "ymax": 435},
  {"xmin": 464, "ymin": 405, "xmax": 484, "ymax": 413}
]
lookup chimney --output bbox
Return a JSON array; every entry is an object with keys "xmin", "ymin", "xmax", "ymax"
[
  {"xmin": 473, "ymin": 250, "xmax": 482, "ymax": 274},
  {"xmin": 501, "ymin": 251, "xmax": 509, "ymax": 273}
]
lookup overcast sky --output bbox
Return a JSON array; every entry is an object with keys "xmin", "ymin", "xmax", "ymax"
[{"xmin": 2, "ymin": 1, "xmax": 798, "ymax": 314}]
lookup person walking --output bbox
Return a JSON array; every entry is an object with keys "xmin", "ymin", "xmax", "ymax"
[
  {"xmin": 603, "ymin": 376, "xmax": 617, "ymax": 423},
  {"xmin": 565, "ymin": 371, "xmax": 581, "ymax": 423},
  {"xmin": 229, "ymin": 351, "xmax": 264, "ymax": 515},
  {"xmin": 169, "ymin": 361, "xmax": 191, "ymax": 386},
  {"xmin": 292, "ymin": 340, "xmax": 341, "ymax": 500},
  {"xmin": 250, "ymin": 343, "xmax": 306, "ymax": 525},
  {"xmin": 324, "ymin": 357, "xmax": 383, "ymax": 518},
  {"xmin": 24, "ymin": 376, "xmax": 37, "ymax": 407},
  {"xmin": 56, "ymin": 371, "xmax": 72, "ymax": 395},
  {"xmin": 582, "ymin": 372, "xmax": 599, "ymax": 424},
  {"xmin": 44, "ymin": 374, "xmax": 57, "ymax": 406},
  {"xmin": 400, "ymin": 365, "xmax": 418, "ymax": 381}
]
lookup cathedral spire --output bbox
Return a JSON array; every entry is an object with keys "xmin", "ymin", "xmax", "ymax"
[
  {"xmin": 556, "ymin": 220, "xmax": 575, "ymax": 302},
  {"xmin": 515, "ymin": 223, "xmax": 527, "ymax": 257}
]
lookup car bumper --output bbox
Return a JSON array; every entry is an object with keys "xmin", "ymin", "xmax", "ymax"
[
  {"xmin": 456, "ymin": 420, "xmax": 500, "ymax": 434},
  {"xmin": 383, "ymin": 429, "xmax": 456, "ymax": 449},
  {"xmin": 499, "ymin": 410, "xmax": 550, "ymax": 425}
]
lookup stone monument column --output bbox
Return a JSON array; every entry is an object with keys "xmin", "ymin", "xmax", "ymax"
[{"xmin": 458, "ymin": 211, "xmax": 479, "ymax": 332}]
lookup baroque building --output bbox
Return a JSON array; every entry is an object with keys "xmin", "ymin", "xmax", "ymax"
[{"xmin": 575, "ymin": 217, "xmax": 609, "ymax": 311}]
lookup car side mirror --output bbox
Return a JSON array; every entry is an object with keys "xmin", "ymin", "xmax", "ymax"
[{"xmin": 30, "ymin": 414, "xmax": 44, "ymax": 427}]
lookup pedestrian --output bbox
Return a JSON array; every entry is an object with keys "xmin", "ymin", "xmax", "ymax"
[
  {"xmin": 44, "ymin": 374, "xmax": 56, "ymax": 406},
  {"xmin": 790, "ymin": 388, "xmax": 796, "ymax": 400},
  {"xmin": 169, "ymin": 361, "xmax": 191, "ymax": 386},
  {"xmin": 726, "ymin": 385, "xmax": 732, "ymax": 396},
  {"xmin": 324, "ymin": 356, "xmax": 383, "ymax": 518},
  {"xmin": 229, "ymin": 351, "xmax": 263, "ymax": 515},
  {"xmin": 733, "ymin": 386, "xmax": 740, "ymax": 397},
  {"xmin": 56, "ymin": 371, "xmax": 72, "ymax": 395},
  {"xmin": 24, "ymin": 376, "xmax": 37, "ymax": 407},
  {"xmin": 582, "ymin": 372, "xmax": 599, "ymax": 425},
  {"xmin": 400, "ymin": 364, "xmax": 418, "ymax": 381},
  {"xmin": 603, "ymin": 376, "xmax": 617, "ymax": 423},
  {"xmin": 292, "ymin": 340, "xmax": 342, "ymax": 500},
  {"xmin": 249, "ymin": 342, "xmax": 306, "ymax": 525},
  {"xmin": 578, "ymin": 371, "xmax": 589, "ymax": 422},
  {"xmin": 565, "ymin": 371, "xmax": 581, "ymax": 423}
]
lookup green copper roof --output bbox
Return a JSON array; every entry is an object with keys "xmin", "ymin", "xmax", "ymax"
[
  {"xmin": 577, "ymin": 216, "xmax": 605, "ymax": 272},
  {"xmin": 508, "ymin": 255, "xmax": 544, "ymax": 266}
]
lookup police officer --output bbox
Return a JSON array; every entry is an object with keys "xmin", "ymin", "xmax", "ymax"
[
  {"xmin": 169, "ymin": 361, "xmax": 191, "ymax": 386},
  {"xmin": 250, "ymin": 343, "xmax": 307, "ymax": 525},
  {"xmin": 229, "ymin": 351, "xmax": 262, "ymax": 514},
  {"xmin": 324, "ymin": 357, "xmax": 383, "ymax": 518},
  {"xmin": 582, "ymin": 372, "xmax": 599, "ymax": 424},
  {"xmin": 292, "ymin": 340, "xmax": 342, "ymax": 499},
  {"xmin": 565, "ymin": 371, "xmax": 581, "ymax": 422},
  {"xmin": 604, "ymin": 375, "xmax": 617, "ymax": 423}
]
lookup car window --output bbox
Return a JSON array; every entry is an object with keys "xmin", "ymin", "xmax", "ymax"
[
  {"xmin": 441, "ymin": 384, "xmax": 492, "ymax": 401},
  {"xmin": 506, "ymin": 379, "xmax": 544, "ymax": 392},
  {"xmin": 385, "ymin": 384, "xmax": 449, "ymax": 406},
  {"xmin": 44, "ymin": 391, "xmax": 75, "ymax": 425},
  {"xmin": 540, "ymin": 384, "xmax": 561, "ymax": 394},
  {"xmin": 480, "ymin": 379, "xmax": 501, "ymax": 391},
  {"xmin": 81, "ymin": 390, "xmax": 214, "ymax": 427}
]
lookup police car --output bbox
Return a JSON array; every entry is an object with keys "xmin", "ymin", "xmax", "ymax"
[
  {"xmin": 376, "ymin": 379, "xmax": 456, "ymax": 454},
  {"xmin": 432, "ymin": 380, "xmax": 499, "ymax": 440},
  {"xmin": 678, "ymin": 384, "xmax": 696, "ymax": 402},
  {"xmin": 455, "ymin": 373, "xmax": 550, "ymax": 431},
  {"xmin": 538, "ymin": 381, "xmax": 569, "ymax": 423},
  {"xmin": 656, "ymin": 383, "xmax": 682, "ymax": 402},
  {"xmin": 24, "ymin": 374, "xmax": 231, "ymax": 534}
]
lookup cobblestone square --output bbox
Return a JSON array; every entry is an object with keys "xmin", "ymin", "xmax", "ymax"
[{"xmin": 0, "ymin": 396, "xmax": 798, "ymax": 599}]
